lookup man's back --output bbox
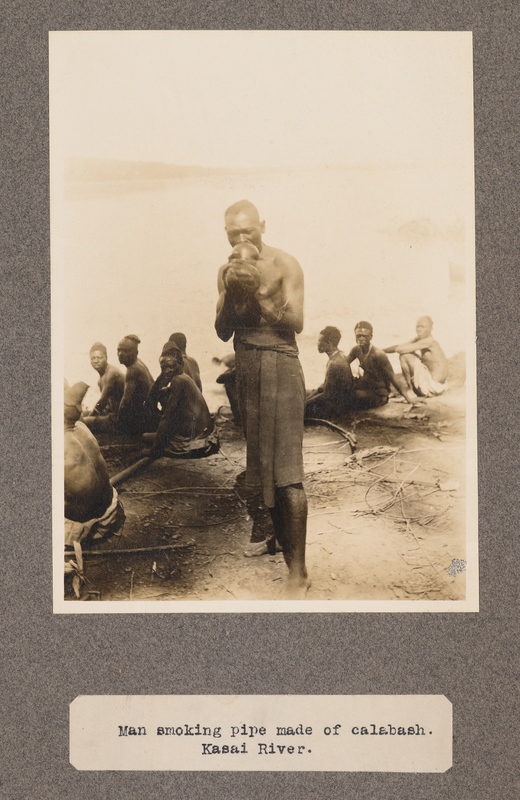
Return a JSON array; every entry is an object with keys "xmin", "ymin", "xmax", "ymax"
[
  {"xmin": 417, "ymin": 337, "xmax": 449, "ymax": 382},
  {"xmin": 325, "ymin": 350, "xmax": 352, "ymax": 397},
  {"xmin": 183, "ymin": 354, "xmax": 202, "ymax": 391},
  {"xmin": 118, "ymin": 359, "xmax": 154, "ymax": 433},
  {"xmin": 65, "ymin": 422, "xmax": 113, "ymax": 521}
]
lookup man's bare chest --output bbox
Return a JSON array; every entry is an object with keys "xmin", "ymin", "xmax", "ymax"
[{"xmin": 255, "ymin": 255, "xmax": 283, "ymax": 298}]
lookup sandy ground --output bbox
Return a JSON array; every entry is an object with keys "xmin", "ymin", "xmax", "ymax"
[{"xmin": 66, "ymin": 383, "xmax": 467, "ymax": 604}]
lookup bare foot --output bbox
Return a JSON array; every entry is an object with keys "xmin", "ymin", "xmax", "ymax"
[
  {"xmin": 283, "ymin": 575, "xmax": 311, "ymax": 600},
  {"xmin": 243, "ymin": 539, "xmax": 282, "ymax": 558}
]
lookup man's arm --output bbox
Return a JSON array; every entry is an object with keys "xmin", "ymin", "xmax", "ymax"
[
  {"xmin": 345, "ymin": 346, "xmax": 359, "ymax": 364},
  {"xmin": 215, "ymin": 265, "xmax": 236, "ymax": 342},
  {"xmin": 377, "ymin": 354, "xmax": 423, "ymax": 402},
  {"xmin": 384, "ymin": 335, "xmax": 434, "ymax": 355},
  {"xmin": 143, "ymin": 374, "xmax": 167, "ymax": 415},
  {"xmin": 306, "ymin": 384, "xmax": 324, "ymax": 401},
  {"xmin": 188, "ymin": 358, "xmax": 203, "ymax": 392},
  {"xmin": 118, "ymin": 368, "xmax": 139, "ymax": 420},
  {"xmin": 389, "ymin": 372, "xmax": 421, "ymax": 402},
  {"xmin": 148, "ymin": 382, "xmax": 183, "ymax": 458},
  {"xmin": 94, "ymin": 370, "xmax": 119, "ymax": 414}
]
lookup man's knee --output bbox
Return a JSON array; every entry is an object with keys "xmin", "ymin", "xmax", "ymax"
[
  {"xmin": 400, "ymin": 353, "xmax": 416, "ymax": 368},
  {"xmin": 277, "ymin": 484, "xmax": 307, "ymax": 512},
  {"xmin": 277, "ymin": 482, "xmax": 304, "ymax": 494}
]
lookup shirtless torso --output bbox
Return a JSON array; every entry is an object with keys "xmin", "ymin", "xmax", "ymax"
[
  {"xmin": 216, "ymin": 241, "xmax": 304, "ymax": 348},
  {"xmin": 65, "ymin": 420, "xmax": 113, "ymax": 522},
  {"xmin": 383, "ymin": 317, "xmax": 448, "ymax": 393},
  {"xmin": 411, "ymin": 337, "xmax": 449, "ymax": 382},
  {"xmin": 94, "ymin": 364, "xmax": 124, "ymax": 415},
  {"xmin": 118, "ymin": 358, "xmax": 154, "ymax": 434}
]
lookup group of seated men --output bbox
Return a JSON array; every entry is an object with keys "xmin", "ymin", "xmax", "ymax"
[
  {"xmin": 64, "ymin": 332, "xmax": 217, "ymax": 588},
  {"xmin": 81, "ymin": 332, "xmax": 216, "ymax": 458},
  {"xmin": 304, "ymin": 316, "xmax": 449, "ymax": 421}
]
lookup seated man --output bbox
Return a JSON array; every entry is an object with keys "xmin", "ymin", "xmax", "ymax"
[
  {"xmin": 168, "ymin": 332, "xmax": 203, "ymax": 391},
  {"xmin": 116, "ymin": 335, "xmax": 155, "ymax": 433},
  {"xmin": 383, "ymin": 316, "xmax": 449, "ymax": 397},
  {"xmin": 305, "ymin": 326, "xmax": 353, "ymax": 420},
  {"xmin": 83, "ymin": 334, "xmax": 153, "ymax": 435},
  {"xmin": 344, "ymin": 321, "xmax": 419, "ymax": 409},
  {"xmin": 86, "ymin": 341, "xmax": 124, "ymax": 417},
  {"xmin": 142, "ymin": 341, "xmax": 218, "ymax": 460},
  {"xmin": 64, "ymin": 382, "xmax": 125, "ymax": 596}
]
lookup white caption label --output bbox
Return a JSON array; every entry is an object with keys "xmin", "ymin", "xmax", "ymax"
[{"xmin": 70, "ymin": 694, "xmax": 452, "ymax": 772}]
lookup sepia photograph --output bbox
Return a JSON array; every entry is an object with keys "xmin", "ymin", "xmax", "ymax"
[{"xmin": 51, "ymin": 30, "xmax": 477, "ymax": 611}]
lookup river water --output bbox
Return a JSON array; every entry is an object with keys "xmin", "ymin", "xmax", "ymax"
[{"xmin": 58, "ymin": 164, "xmax": 471, "ymax": 410}]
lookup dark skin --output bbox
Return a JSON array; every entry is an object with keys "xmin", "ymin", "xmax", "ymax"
[
  {"xmin": 142, "ymin": 356, "xmax": 213, "ymax": 460},
  {"xmin": 88, "ymin": 350, "xmax": 124, "ymax": 416},
  {"xmin": 347, "ymin": 327, "xmax": 423, "ymax": 405},
  {"xmin": 117, "ymin": 342, "xmax": 154, "ymax": 433},
  {"xmin": 305, "ymin": 332, "xmax": 353, "ymax": 418},
  {"xmin": 64, "ymin": 406, "xmax": 113, "ymax": 522},
  {"xmin": 215, "ymin": 206, "xmax": 309, "ymax": 599}
]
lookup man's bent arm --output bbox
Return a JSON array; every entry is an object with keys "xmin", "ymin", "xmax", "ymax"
[
  {"xmin": 376, "ymin": 353, "xmax": 418, "ymax": 402},
  {"xmin": 387, "ymin": 369, "xmax": 422, "ymax": 403},
  {"xmin": 94, "ymin": 374, "xmax": 116, "ymax": 414},
  {"xmin": 149, "ymin": 387, "xmax": 183, "ymax": 458},
  {"xmin": 384, "ymin": 336, "xmax": 434, "ymax": 355},
  {"xmin": 215, "ymin": 267, "xmax": 236, "ymax": 342},
  {"xmin": 118, "ymin": 374, "xmax": 137, "ymax": 415}
]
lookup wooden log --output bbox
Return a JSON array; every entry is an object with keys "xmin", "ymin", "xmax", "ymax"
[
  {"xmin": 109, "ymin": 457, "xmax": 152, "ymax": 487},
  {"xmin": 83, "ymin": 542, "xmax": 195, "ymax": 557},
  {"xmin": 305, "ymin": 418, "xmax": 356, "ymax": 451}
]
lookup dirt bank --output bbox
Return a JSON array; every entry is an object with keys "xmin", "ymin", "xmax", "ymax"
[{"xmin": 66, "ymin": 384, "xmax": 467, "ymax": 604}]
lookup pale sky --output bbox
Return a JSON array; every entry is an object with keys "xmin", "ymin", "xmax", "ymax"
[{"xmin": 50, "ymin": 30, "xmax": 473, "ymax": 169}]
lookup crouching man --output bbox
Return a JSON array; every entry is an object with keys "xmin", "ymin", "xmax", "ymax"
[
  {"xmin": 142, "ymin": 342, "xmax": 219, "ymax": 460},
  {"xmin": 64, "ymin": 382, "xmax": 125, "ymax": 597}
]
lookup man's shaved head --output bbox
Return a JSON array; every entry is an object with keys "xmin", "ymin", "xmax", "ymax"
[
  {"xmin": 225, "ymin": 199, "xmax": 261, "ymax": 222},
  {"xmin": 224, "ymin": 200, "xmax": 265, "ymax": 251},
  {"xmin": 417, "ymin": 315, "xmax": 433, "ymax": 327}
]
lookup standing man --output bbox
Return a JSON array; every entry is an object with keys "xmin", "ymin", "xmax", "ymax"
[{"xmin": 215, "ymin": 200, "xmax": 309, "ymax": 599}]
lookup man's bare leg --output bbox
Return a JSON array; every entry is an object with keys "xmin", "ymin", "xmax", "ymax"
[
  {"xmin": 274, "ymin": 484, "xmax": 310, "ymax": 599},
  {"xmin": 243, "ymin": 491, "xmax": 281, "ymax": 557},
  {"xmin": 399, "ymin": 353, "xmax": 418, "ymax": 392}
]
